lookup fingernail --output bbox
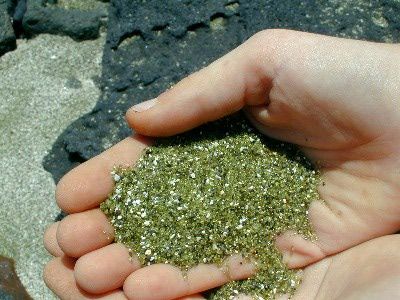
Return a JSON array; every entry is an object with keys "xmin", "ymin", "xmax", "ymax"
[{"xmin": 129, "ymin": 98, "xmax": 158, "ymax": 113}]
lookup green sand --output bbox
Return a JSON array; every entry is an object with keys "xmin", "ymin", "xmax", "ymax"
[{"xmin": 101, "ymin": 114, "xmax": 320, "ymax": 299}]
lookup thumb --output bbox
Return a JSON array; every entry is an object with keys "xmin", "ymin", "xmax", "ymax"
[{"xmin": 125, "ymin": 30, "xmax": 280, "ymax": 137}]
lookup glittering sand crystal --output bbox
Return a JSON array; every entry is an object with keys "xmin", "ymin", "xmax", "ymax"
[{"xmin": 101, "ymin": 113, "xmax": 320, "ymax": 299}]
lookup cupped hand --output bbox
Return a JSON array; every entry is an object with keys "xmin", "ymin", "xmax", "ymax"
[
  {"xmin": 127, "ymin": 29, "xmax": 400, "ymax": 267},
  {"xmin": 44, "ymin": 29, "xmax": 400, "ymax": 299}
]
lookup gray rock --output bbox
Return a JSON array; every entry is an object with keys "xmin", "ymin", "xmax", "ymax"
[
  {"xmin": 65, "ymin": 76, "xmax": 83, "ymax": 89},
  {"xmin": 0, "ymin": 33, "xmax": 105, "ymax": 299}
]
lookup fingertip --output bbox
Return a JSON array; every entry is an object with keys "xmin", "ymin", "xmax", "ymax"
[
  {"xmin": 75, "ymin": 243, "xmax": 140, "ymax": 295},
  {"xmin": 275, "ymin": 231, "xmax": 325, "ymax": 268},
  {"xmin": 125, "ymin": 109, "xmax": 158, "ymax": 137},
  {"xmin": 44, "ymin": 256, "xmax": 127, "ymax": 300},
  {"xmin": 55, "ymin": 165, "xmax": 103, "ymax": 214},
  {"xmin": 56, "ymin": 209, "xmax": 114, "ymax": 258},
  {"xmin": 43, "ymin": 257, "xmax": 59, "ymax": 285},
  {"xmin": 221, "ymin": 254, "xmax": 256, "ymax": 281},
  {"xmin": 55, "ymin": 174, "xmax": 73, "ymax": 213},
  {"xmin": 56, "ymin": 136, "xmax": 151, "ymax": 214},
  {"xmin": 44, "ymin": 221, "xmax": 64, "ymax": 257},
  {"xmin": 125, "ymin": 99, "xmax": 162, "ymax": 136},
  {"xmin": 123, "ymin": 264, "xmax": 186, "ymax": 300},
  {"xmin": 43, "ymin": 256, "xmax": 76, "ymax": 293}
]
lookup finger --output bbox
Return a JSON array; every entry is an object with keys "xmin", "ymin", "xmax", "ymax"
[
  {"xmin": 275, "ymin": 230, "xmax": 325, "ymax": 269},
  {"xmin": 56, "ymin": 135, "xmax": 152, "ymax": 214},
  {"xmin": 125, "ymin": 30, "xmax": 280, "ymax": 137},
  {"xmin": 44, "ymin": 256, "xmax": 127, "ymax": 299},
  {"xmin": 57, "ymin": 209, "xmax": 114, "ymax": 258},
  {"xmin": 243, "ymin": 107, "xmax": 308, "ymax": 146},
  {"xmin": 123, "ymin": 254, "xmax": 255, "ymax": 300},
  {"xmin": 177, "ymin": 295, "xmax": 206, "ymax": 300},
  {"xmin": 44, "ymin": 222, "xmax": 64, "ymax": 257},
  {"xmin": 74, "ymin": 243, "xmax": 141, "ymax": 295}
]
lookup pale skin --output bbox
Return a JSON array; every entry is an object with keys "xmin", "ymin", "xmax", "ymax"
[{"xmin": 43, "ymin": 29, "xmax": 400, "ymax": 299}]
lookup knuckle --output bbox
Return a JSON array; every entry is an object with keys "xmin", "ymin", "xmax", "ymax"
[
  {"xmin": 43, "ymin": 261, "xmax": 52, "ymax": 283},
  {"xmin": 56, "ymin": 219, "xmax": 69, "ymax": 246},
  {"xmin": 251, "ymin": 28, "xmax": 294, "ymax": 44},
  {"xmin": 55, "ymin": 177, "xmax": 68, "ymax": 210},
  {"xmin": 246, "ymin": 29, "xmax": 298, "ymax": 60}
]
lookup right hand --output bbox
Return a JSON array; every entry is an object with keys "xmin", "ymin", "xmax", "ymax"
[{"xmin": 127, "ymin": 29, "xmax": 400, "ymax": 268}]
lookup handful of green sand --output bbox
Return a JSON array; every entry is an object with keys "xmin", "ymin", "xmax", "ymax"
[{"xmin": 101, "ymin": 114, "xmax": 320, "ymax": 299}]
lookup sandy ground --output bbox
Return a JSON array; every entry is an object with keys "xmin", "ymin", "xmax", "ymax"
[{"xmin": 0, "ymin": 33, "xmax": 105, "ymax": 299}]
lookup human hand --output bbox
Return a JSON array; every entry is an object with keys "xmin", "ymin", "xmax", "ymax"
[{"xmin": 44, "ymin": 30, "xmax": 400, "ymax": 299}]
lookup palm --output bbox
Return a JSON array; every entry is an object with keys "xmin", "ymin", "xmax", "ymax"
[
  {"xmin": 243, "ymin": 42, "xmax": 400, "ymax": 266},
  {"xmin": 126, "ymin": 33, "xmax": 400, "ymax": 268},
  {"xmin": 291, "ymin": 235, "xmax": 400, "ymax": 300}
]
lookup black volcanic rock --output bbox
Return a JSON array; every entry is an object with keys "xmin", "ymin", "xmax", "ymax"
[
  {"xmin": 4, "ymin": 0, "xmax": 17, "ymax": 15},
  {"xmin": 43, "ymin": 0, "xmax": 400, "ymax": 182},
  {"xmin": 1, "ymin": 0, "xmax": 109, "ymax": 57},
  {"xmin": 22, "ymin": 0, "xmax": 106, "ymax": 41},
  {"xmin": 0, "ymin": 1, "xmax": 16, "ymax": 56}
]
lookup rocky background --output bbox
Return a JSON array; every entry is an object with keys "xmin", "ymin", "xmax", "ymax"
[{"xmin": 0, "ymin": 0, "xmax": 399, "ymax": 298}]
